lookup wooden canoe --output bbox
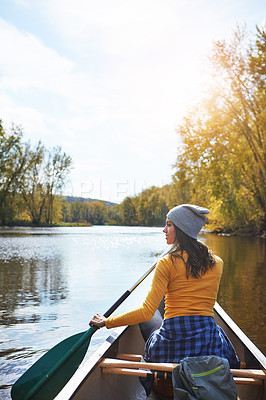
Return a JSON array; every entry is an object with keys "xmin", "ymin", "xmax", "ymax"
[{"xmin": 54, "ymin": 302, "xmax": 266, "ymax": 400}]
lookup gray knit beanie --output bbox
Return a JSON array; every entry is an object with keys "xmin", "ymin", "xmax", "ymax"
[{"xmin": 167, "ymin": 204, "xmax": 209, "ymax": 239}]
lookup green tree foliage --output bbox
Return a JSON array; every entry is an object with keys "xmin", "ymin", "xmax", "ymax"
[
  {"xmin": 172, "ymin": 26, "xmax": 266, "ymax": 232},
  {"xmin": 18, "ymin": 144, "xmax": 72, "ymax": 225},
  {"xmin": 0, "ymin": 122, "xmax": 72, "ymax": 225},
  {"xmin": 44, "ymin": 147, "xmax": 72, "ymax": 224},
  {"xmin": 60, "ymin": 188, "xmax": 170, "ymax": 227},
  {"xmin": 18, "ymin": 141, "xmax": 47, "ymax": 225},
  {"xmin": 136, "ymin": 187, "xmax": 168, "ymax": 226},
  {"xmin": 120, "ymin": 197, "xmax": 137, "ymax": 225},
  {"xmin": 0, "ymin": 121, "xmax": 29, "ymax": 224},
  {"xmin": 87, "ymin": 201, "xmax": 106, "ymax": 225},
  {"xmin": 115, "ymin": 186, "xmax": 170, "ymax": 227},
  {"xmin": 63, "ymin": 200, "xmax": 108, "ymax": 225}
]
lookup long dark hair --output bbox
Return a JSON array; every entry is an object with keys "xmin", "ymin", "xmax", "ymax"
[{"xmin": 170, "ymin": 225, "xmax": 215, "ymax": 279}]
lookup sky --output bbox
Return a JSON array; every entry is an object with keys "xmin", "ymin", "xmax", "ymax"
[{"xmin": 0, "ymin": 0, "xmax": 265, "ymax": 203}]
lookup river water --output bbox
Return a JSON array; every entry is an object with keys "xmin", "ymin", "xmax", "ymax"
[{"xmin": 0, "ymin": 226, "xmax": 265, "ymax": 399}]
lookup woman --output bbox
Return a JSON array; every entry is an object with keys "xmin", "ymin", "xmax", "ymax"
[{"xmin": 90, "ymin": 204, "xmax": 239, "ymax": 376}]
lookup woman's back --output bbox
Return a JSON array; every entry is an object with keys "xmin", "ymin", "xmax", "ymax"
[{"xmin": 162, "ymin": 253, "xmax": 223, "ymax": 319}]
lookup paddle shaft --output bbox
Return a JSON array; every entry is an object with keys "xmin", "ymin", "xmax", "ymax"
[{"xmin": 23, "ymin": 245, "xmax": 174, "ymax": 400}]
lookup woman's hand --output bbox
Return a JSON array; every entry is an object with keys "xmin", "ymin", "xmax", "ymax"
[{"xmin": 89, "ymin": 313, "xmax": 107, "ymax": 328}]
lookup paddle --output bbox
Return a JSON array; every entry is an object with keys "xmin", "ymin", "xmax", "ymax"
[{"xmin": 11, "ymin": 245, "xmax": 173, "ymax": 400}]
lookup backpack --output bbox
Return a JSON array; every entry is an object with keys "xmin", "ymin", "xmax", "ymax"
[{"xmin": 172, "ymin": 356, "xmax": 237, "ymax": 400}]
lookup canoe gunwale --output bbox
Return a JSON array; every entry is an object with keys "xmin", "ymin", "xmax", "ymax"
[
  {"xmin": 214, "ymin": 302, "xmax": 266, "ymax": 369},
  {"xmin": 54, "ymin": 325, "xmax": 129, "ymax": 400}
]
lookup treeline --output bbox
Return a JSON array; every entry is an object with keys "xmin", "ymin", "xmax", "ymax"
[
  {"xmin": 0, "ymin": 121, "xmax": 72, "ymax": 225},
  {"xmin": 1, "ymin": 26, "xmax": 265, "ymax": 233},
  {"xmin": 61, "ymin": 186, "xmax": 171, "ymax": 226}
]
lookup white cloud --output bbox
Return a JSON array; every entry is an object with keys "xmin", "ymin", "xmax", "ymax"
[
  {"xmin": 0, "ymin": 17, "xmax": 113, "ymax": 114},
  {"xmin": 0, "ymin": 18, "xmax": 75, "ymax": 93},
  {"xmin": 12, "ymin": 0, "xmax": 31, "ymax": 8},
  {"xmin": 0, "ymin": 92, "xmax": 53, "ymax": 141},
  {"xmin": 0, "ymin": 2, "xmax": 207, "ymax": 141}
]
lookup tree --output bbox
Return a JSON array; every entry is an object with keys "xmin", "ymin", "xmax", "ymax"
[
  {"xmin": 120, "ymin": 197, "xmax": 137, "ymax": 225},
  {"xmin": 173, "ymin": 26, "xmax": 266, "ymax": 232},
  {"xmin": 17, "ymin": 142, "xmax": 72, "ymax": 225},
  {"xmin": 18, "ymin": 141, "xmax": 47, "ymax": 225},
  {"xmin": 0, "ymin": 122, "xmax": 29, "ymax": 224},
  {"xmin": 210, "ymin": 26, "xmax": 265, "ymax": 215},
  {"xmin": 44, "ymin": 147, "xmax": 72, "ymax": 224},
  {"xmin": 117, "ymin": 187, "xmax": 169, "ymax": 226},
  {"xmin": 87, "ymin": 201, "xmax": 106, "ymax": 225},
  {"xmin": 68, "ymin": 201, "xmax": 86, "ymax": 223}
]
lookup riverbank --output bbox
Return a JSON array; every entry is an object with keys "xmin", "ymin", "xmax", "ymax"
[
  {"xmin": 206, "ymin": 228, "xmax": 266, "ymax": 239},
  {"xmin": 0, "ymin": 221, "xmax": 92, "ymax": 228},
  {"xmin": 1, "ymin": 223, "xmax": 265, "ymax": 238}
]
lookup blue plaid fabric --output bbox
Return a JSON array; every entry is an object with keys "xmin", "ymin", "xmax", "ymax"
[{"xmin": 143, "ymin": 315, "xmax": 240, "ymax": 369}]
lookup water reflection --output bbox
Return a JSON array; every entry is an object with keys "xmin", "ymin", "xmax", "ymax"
[
  {"xmin": 0, "ymin": 256, "xmax": 68, "ymax": 326},
  {"xmin": 0, "ymin": 231, "xmax": 69, "ymax": 398},
  {"xmin": 204, "ymin": 234, "xmax": 266, "ymax": 354}
]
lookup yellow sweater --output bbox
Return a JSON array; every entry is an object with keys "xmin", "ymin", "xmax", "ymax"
[{"xmin": 105, "ymin": 252, "xmax": 223, "ymax": 329}]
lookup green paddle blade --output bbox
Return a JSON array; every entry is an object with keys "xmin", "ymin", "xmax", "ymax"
[{"xmin": 11, "ymin": 326, "xmax": 97, "ymax": 400}]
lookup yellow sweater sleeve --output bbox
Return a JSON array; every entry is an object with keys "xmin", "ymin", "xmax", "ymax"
[{"xmin": 105, "ymin": 258, "xmax": 169, "ymax": 329}]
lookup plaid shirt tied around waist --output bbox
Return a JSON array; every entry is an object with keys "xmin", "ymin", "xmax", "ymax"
[{"xmin": 143, "ymin": 315, "xmax": 240, "ymax": 369}]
